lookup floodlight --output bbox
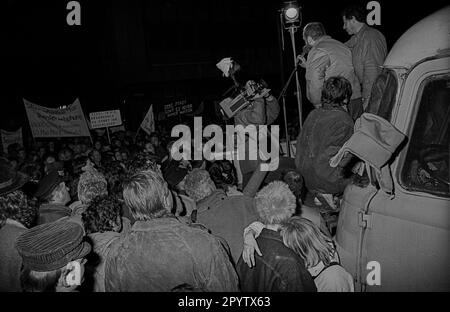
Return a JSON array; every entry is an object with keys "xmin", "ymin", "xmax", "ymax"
[{"xmin": 282, "ymin": 1, "xmax": 301, "ymax": 26}]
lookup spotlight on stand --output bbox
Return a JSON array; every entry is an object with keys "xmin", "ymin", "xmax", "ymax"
[
  {"xmin": 282, "ymin": 1, "xmax": 301, "ymax": 28},
  {"xmin": 279, "ymin": 0, "xmax": 303, "ymax": 137}
]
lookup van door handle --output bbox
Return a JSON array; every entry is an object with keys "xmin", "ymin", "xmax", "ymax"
[{"xmin": 358, "ymin": 211, "xmax": 373, "ymax": 229}]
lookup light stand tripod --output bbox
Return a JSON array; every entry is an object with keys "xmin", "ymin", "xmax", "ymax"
[
  {"xmin": 277, "ymin": 55, "xmax": 303, "ymax": 157},
  {"xmin": 278, "ymin": 2, "xmax": 303, "ymax": 158},
  {"xmin": 288, "ymin": 26, "xmax": 303, "ymax": 131}
]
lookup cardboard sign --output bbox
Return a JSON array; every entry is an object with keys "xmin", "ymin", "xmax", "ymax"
[{"xmin": 89, "ymin": 110, "xmax": 122, "ymax": 129}]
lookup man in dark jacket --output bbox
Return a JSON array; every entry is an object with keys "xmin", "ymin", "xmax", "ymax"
[
  {"xmin": 295, "ymin": 76, "xmax": 355, "ymax": 208},
  {"xmin": 34, "ymin": 169, "xmax": 72, "ymax": 224},
  {"xmin": 236, "ymin": 181, "xmax": 316, "ymax": 292},
  {"xmin": 342, "ymin": 4, "xmax": 387, "ymax": 110},
  {"xmin": 104, "ymin": 167, "xmax": 239, "ymax": 291}
]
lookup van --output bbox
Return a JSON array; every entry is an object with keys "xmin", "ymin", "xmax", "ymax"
[{"xmin": 335, "ymin": 6, "xmax": 450, "ymax": 291}]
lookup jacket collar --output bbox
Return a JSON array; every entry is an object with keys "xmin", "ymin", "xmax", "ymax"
[
  {"xmin": 132, "ymin": 216, "xmax": 179, "ymax": 231},
  {"xmin": 312, "ymin": 35, "xmax": 331, "ymax": 47},
  {"xmin": 354, "ymin": 24, "xmax": 368, "ymax": 39},
  {"xmin": 259, "ymin": 228, "xmax": 284, "ymax": 244}
]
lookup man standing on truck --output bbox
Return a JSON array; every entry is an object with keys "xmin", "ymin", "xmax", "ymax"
[{"xmin": 341, "ymin": 4, "xmax": 387, "ymax": 115}]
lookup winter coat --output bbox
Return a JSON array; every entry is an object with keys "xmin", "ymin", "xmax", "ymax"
[
  {"xmin": 0, "ymin": 220, "xmax": 27, "ymax": 292},
  {"xmin": 305, "ymin": 35, "xmax": 361, "ymax": 106},
  {"xmin": 196, "ymin": 192, "xmax": 258, "ymax": 264},
  {"xmin": 234, "ymin": 95, "xmax": 280, "ymax": 175},
  {"xmin": 295, "ymin": 106, "xmax": 354, "ymax": 195},
  {"xmin": 104, "ymin": 217, "xmax": 239, "ymax": 292},
  {"xmin": 236, "ymin": 228, "xmax": 317, "ymax": 292},
  {"xmin": 345, "ymin": 24, "xmax": 387, "ymax": 108}
]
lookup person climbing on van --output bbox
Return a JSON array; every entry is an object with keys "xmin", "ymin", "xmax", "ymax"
[{"xmin": 295, "ymin": 76, "xmax": 355, "ymax": 209}]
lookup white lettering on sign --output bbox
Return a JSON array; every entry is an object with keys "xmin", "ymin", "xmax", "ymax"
[{"xmin": 89, "ymin": 110, "xmax": 122, "ymax": 129}]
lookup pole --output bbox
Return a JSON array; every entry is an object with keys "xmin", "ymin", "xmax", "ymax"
[
  {"xmin": 277, "ymin": 11, "xmax": 291, "ymax": 158},
  {"xmin": 106, "ymin": 127, "xmax": 111, "ymax": 145},
  {"xmin": 134, "ymin": 126, "xmax": 141, "ymax": 144},
  {"xmin": 288, "ymin": 27, "xmax": 303, "ymax": 130}
]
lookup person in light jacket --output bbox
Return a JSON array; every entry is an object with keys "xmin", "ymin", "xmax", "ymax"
[{"xmin": 298, "ymin": 22, "xmax": 362, "ymax": 120}]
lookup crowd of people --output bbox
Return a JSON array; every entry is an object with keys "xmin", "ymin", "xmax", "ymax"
[{"xmin": 0, "ymin": 4, "xmax": 387, "ymax": 292}]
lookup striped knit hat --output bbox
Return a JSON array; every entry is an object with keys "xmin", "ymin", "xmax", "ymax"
[{"xmin": 16, "ymin": 220, "xmax": 91, "ymax": 272}]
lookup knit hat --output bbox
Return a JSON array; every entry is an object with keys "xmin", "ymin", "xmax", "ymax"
[
  {"xmin": 34, "ymin": 169, "xmax": 63, "ymax": 200},
  {"xmin": 77, "ymin": 162, "xmax": 108, "ymax": 205},
  {"xmin": 16, "ymin": 220, "xmax": 91, "ymax": 272},
  {"xmin": 330, "ymin": 113, "xmax": 406, "ymax": 170},
  {"xmin": 0, "ymin": 157, "xmax": 29, "ymax": 196}
]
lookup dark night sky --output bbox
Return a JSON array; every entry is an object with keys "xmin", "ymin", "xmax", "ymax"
[{"xmin": 2, "ymin": 0, "xmax": 448, "ymax": 134}]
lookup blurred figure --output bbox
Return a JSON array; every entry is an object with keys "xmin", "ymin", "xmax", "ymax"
[{"xmin": 0, "ymin": 158, "xmax": 35, "ymax": 292}]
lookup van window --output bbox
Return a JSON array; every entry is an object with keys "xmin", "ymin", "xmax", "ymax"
[
  {"xmin": 400, "ymin": 76, "xmax": 450, "ymax": 197},
  {"xmin": 366, "ymin": 69, "xmax": 398, "ymax": 121}
]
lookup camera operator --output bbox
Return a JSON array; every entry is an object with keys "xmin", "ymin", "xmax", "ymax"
[{"xmin": 217, "ymin": 58, "xmax": 295, "ymax": 190}]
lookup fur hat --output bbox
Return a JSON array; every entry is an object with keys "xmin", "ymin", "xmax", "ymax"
[
  {"xmin": 184, "ymin": 168, "xmax": 216, "ymax": 202},
  {"xmin": 77, "ymin": 162, "xmax": 107, "ymax": 205}
]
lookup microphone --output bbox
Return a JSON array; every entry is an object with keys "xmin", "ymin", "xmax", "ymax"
[{"xmin": 296, "ymin": 45, "xmax": 311, "ymax": 64}]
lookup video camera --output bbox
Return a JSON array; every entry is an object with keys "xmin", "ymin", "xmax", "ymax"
[{"xmin": 216, "ymin": 58, "xmax": 271, "ymax": 119}]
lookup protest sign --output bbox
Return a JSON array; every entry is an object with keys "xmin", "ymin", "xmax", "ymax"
[
  {"xmin": 24, "ymin": 98, "xmax": 91, "ymax": 138},
  {"xmin": 164, "ymin": 98, "xmax": 193, "ymax": 118},
  {"xmin": 89, "ymin": 110, "xmax": 122, "ymax": 129},
  {"xmin": 1, "ymin": 128, "xmax": 23, "ymax": 154}
]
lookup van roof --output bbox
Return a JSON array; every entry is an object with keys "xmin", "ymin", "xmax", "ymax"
[{"xmin": 384, "ymin": 6, "xmax": 450, "ymax": 69}]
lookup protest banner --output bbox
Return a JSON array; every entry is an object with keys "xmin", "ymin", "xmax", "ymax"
[
  {"xmin": 1, "ymin": 128, "xmax": 23, "ymax": 154},
  {"xmin": 23, "ymin": 98, "xmax": 91, "ymax": 138}
]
